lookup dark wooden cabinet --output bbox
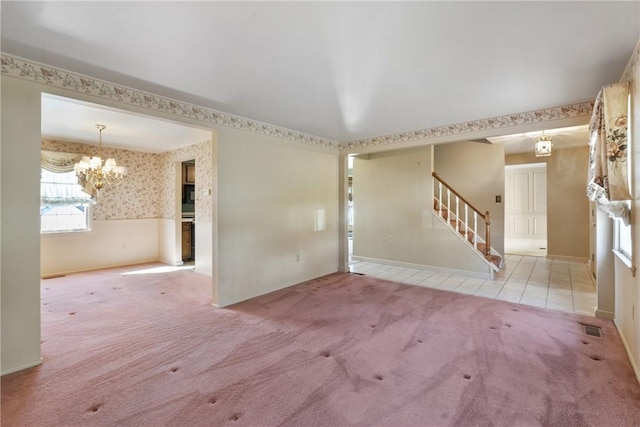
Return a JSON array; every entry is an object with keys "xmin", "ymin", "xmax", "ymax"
[{"xmin": 182, "ymin": 222, "xmax": 192, "ymax": 260}]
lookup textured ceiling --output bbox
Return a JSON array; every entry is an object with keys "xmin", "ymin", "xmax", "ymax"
[{"xmin": 2, "ymin": 1, "xmax": 638, "ymax": 144}]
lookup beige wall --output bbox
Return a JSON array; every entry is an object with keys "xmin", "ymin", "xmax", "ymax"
[
  {"xmin": 216, "ymin": 127, "xmax": 338, "ymax": 306},
  {"xmin": 1, "ymin": 77, "xmax": 43, "ymax": 374},
  {"xmin": 506, "ymin": 145, "xmax": 590, "ymax": 259},
  {"xmin": 434, "ymin": 140, "xmax": 505, "ymax": 257},
  {"xmin": 614, "ymin": 41, "xmax": 640, "ymax": 383},
  {"xmin": 353, "ymin": 146, "xmax": 490, "ymax": 275}
]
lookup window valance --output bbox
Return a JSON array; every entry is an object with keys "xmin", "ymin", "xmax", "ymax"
[{"xmin": 586, "ymin": 82, "xmax": 631, "ymax": 224}]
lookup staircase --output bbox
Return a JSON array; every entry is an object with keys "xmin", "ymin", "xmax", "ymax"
[{"xmin": 432, "ymin": 172, "xmax": 502, "ymax": 272}]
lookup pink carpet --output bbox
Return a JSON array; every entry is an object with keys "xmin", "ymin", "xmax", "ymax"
[{"xmin": 2, "ymin": 264, "xmax": 640, "ymax": 426}]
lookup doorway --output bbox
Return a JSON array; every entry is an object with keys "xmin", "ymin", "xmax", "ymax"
[
  {"xmin": 181, "ymin": 160, "xmax": 196, "ymax": 264},
  {"xmin": 504, "ymin": 163, "xmax": 547, "ymax": 256}
]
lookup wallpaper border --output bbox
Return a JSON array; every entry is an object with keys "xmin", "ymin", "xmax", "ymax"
[
  {"xmin": 0, "ymin": 54, "xmax": 339, "ymax": 150},
  {"xmin": 340, "ymin": 101, "xmax": 594, "ymax": 151},
  {"xmin": 2, "ymin": 53, "xmax": 598, "ymax": 152},
  {"xmin": 621, "ymin": 38, "xmax": 640, "ymax": 83}
]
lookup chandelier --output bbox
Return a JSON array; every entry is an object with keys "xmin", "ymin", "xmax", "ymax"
[
  {"xmin": 534, "ymin": 132, "xmax": 552, "ymax": 157},
  {"xmin": 74, "ymin": 124, "xmax": 127, "ymax": 192}
]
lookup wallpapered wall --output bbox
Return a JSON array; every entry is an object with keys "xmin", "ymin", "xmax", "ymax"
[
  {"xmin": 158, "ymin": 139, "xmax": 213, "ymax": 222},
  {"xmin": 41, "ymin": 139, "xmax": 212, "ymax": 221}
]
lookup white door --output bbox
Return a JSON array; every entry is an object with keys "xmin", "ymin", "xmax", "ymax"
[{"xmin": 505, "ymin": 164, "xmax": 547, "ymax": 255}]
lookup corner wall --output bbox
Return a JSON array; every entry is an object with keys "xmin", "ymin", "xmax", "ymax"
[
  {"xmin": 434, "ymin": 140, "xmax": 506, "ymax": 257},
  {"xmin": 353, "ymin": 146, "xmax": 490, "ymax": 275},
  {"xmin": 216, "ymin": 127, "xmax": 338, "ymax": 306}
]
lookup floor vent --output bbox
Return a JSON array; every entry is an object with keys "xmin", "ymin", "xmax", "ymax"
[
  {"xmin": 584, "ymin": 325, "xmax": 603, "ymax": 338},
  {"xmin": 351, "ymin": 272, "xmax": 365, "ymax": 276}
]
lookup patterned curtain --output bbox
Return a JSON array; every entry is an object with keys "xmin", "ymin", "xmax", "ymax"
[
  {"xmin": 40, "ymin": 150, "xmax": 95, "ymax": 207},
  {"xmin": 587, "ymin": 82, "xmax": 631, "ymax": 223}
]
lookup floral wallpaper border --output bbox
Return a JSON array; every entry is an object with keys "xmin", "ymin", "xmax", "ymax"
[
  {"xmin": 1, "ymin": 53, "xmax": 606, "ymax": 153},
  {"xmin": 340, "ymin": 102, "xmax": 594, "ymax": 151},
  {"xmin": 1, "ymin": 54, "xmax": 339, "ymax": 150},
  {"xmin": 620, "ymin": 38, "xmax": 640, "ymax": 84}
]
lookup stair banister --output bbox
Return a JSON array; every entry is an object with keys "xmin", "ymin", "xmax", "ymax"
[
  {"xmin": 432, "ymin": 172, "xmax": 491, "ymax": 258},
  {"xmin": 432, "ymin": 172, "xmax": 486, "ymax": 220}
]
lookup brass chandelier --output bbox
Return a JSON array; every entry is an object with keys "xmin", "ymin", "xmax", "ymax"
[{"xmin": 74, "ymin": 124, "xmax": 127, "ymax": 192}]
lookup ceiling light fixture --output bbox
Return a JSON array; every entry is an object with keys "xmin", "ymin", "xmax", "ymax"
[
  {"xmin": 74, "ymin": 124, "xmax": 127, "ymax": 192},
  {"xmin": 534, "ymin": 132, "xmax": 552, "ymax": 157}
]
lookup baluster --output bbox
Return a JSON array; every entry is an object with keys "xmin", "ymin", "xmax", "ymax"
[
  {"xmin": 473, "ymin": 212, "xmax": 478, "ymax": 249},
  {"xmin": 464, "ymin": 204, "xmax": 468, "ymax": 241},
  {"xmin": 485, "ymin": 211, "xmax": 491, "ymax": 257},
  {"xmin": 455, "ymin": 196, "xmax": 460, "ymax": 231},
  {"xmin": 438, "ymin": 182, "xmax": 443, "ymax": 216},
  {"xmin": 447, "ymin": 189, "xmax": 451, "ymax": 223}
]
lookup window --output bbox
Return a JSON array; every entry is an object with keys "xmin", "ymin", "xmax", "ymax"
[
  {"xmin": 618, "ymin": 217, "xmax": 632, "ymax": 259},
  {"xmin": 40, "ymin": 168, "xmax": 92, "ymax": 233}
]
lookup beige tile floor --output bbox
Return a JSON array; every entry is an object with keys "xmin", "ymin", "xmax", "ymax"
[{"xmin": 349, "ymin": 254, "xmax": 597, "ymax": 316}]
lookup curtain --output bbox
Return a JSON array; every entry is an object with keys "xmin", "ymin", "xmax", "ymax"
[
  {"xmin": 40, "ymin": 151, "xmax": 95, "ymax": 207},
  {"xmin": 587, "ymin": 82, "xmax": 631, "ymax": 223}
]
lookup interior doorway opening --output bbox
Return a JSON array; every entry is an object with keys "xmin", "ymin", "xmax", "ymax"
[
  {"xmin": 504, "ymin": 163, "xmax": 548, "ymax": 257},
  {"xmin": 181, "ymin": 160, "xmax": 196, "ymax": 264}
]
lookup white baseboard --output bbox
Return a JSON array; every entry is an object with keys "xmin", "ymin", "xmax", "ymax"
[
  {"xmin": 351, "ymin": 256, "xmax": 492, "ymax": 280},
  {"xmin": 595, "ymin": 309, "xmax": 615, "ymax": 320},
  {"xmin": 546, "ymin": 254, "xmax": 590, "ymax": 263},
  {"xmin": 1, "ymin": 358, "xmax": 43, "ymax": 376},
  {"xmin": 40, "ymin": 258, "xmax": 160, "ymax": 278},
  {"xmin": 614, "ymin": 319, "xmax": 640, "ymax": 385}
]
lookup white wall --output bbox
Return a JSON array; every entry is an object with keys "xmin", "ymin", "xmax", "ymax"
[
  {"xmin": 1, "ymin": 77, "xmax": 43, "ymax": 374},
  {"xmin": 353, "ymin": 146, "xmax": 490, "ymax": 275},
  {"xmin": 216, "ymin": 127, "xmax": 338, "ymax": 306},
  {"xmin": 158, "ymin": 218, "xmax": 181, "ymax": 266},
  {"xmin": 41, "ymin": 220, "xmax": 159, "ymax": 276}
]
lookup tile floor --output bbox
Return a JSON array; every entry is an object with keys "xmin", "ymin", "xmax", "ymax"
[{"xmin": 349, "ymin": 254, "xmax": 597, "ymax": 316}]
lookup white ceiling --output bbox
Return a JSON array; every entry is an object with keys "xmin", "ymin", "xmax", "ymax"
[
  {"xmin": 2, "ymin": 1, "xmax": 638, "ymax": 145},
  {"xmin": 41, "ymin": 94, "xmax": 211, "ymax": 153},
  {"xmin": 489, "ymin": 125, "xmax": 588, "ymax": 155}
]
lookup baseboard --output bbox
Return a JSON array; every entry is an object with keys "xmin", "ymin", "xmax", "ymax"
[
  {"xmin": 40, "ymin": 258, "xmax": 160, "ymax": 278},
  {"xmin": 595, "ymin": 309, "xmax": 615, "ymax": 320},
  {"xmin": 614, "ymin": 319, "xmax": 640, "ymax": 385},
  {"xmin": 351, "ymin": 256, "xmax": 492, "ymax": 280},
  {"xmin": 546, "ymin": 254, "xmax": 590, "ymax": 263},
  {"xmin": 194, "ymin": 268, "xmax": 212, "ymax": 277},
  {"xmin": 1, "ymin": 358, "xmax": 43, "ymax": 376}
]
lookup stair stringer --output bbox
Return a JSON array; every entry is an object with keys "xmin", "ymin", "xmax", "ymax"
[{"xmin": 431, "ymin": 208, "xmax": 502, "ymax": 277}]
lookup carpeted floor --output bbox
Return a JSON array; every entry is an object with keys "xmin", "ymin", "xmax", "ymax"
[{"xmin": 2, "ymin": 263, "xmax": 640, "ymax": 426}]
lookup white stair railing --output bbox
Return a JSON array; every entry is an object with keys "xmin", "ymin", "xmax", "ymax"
[{"xmin": 432, "ymin": 172, "xmax": 492, "ymax": 261}]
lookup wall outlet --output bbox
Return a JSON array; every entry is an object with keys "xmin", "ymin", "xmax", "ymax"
[{"xmin": 495, "ymin": 195, "xmax": 502, "ymax": 203}]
